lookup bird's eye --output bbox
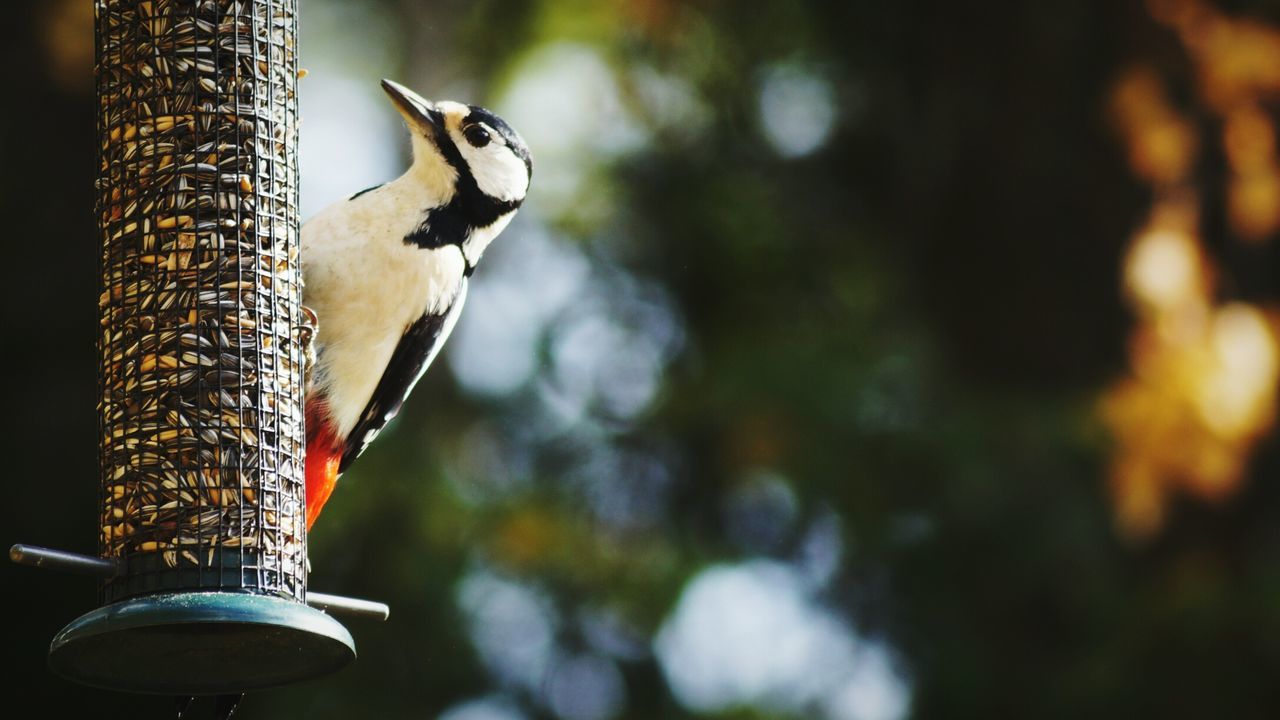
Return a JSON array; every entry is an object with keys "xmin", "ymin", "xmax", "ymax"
[{"xmin": 464, "ymin": 125, "xmax": 491, "ymax": 148}]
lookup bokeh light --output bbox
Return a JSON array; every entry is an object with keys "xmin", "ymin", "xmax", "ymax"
[
  {"xmin": 457, "ymin": 569, "xmax": 558, "ymax": 692},
  {"xmin": 758, "ymin": 62, "xmax": 839, "ymax": 159},
  {"xmin": 655, "ymin": 561, "xmax": 911, "ymax": 720},
  {"xmin": 1101, "ymin": 1, "xmax": 1280, "ymax": 541},
  {"xmin": 438, "ymin": 696, "xmax": 528, "ymax": 720},
  {"xmin": 544, "ymin": 653, "xmax": 627, "ymax": 720}
]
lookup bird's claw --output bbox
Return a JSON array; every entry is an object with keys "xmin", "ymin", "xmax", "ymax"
[{"xmin": 296, "ymin": 304, "xmax": 319, "ymax": 394}]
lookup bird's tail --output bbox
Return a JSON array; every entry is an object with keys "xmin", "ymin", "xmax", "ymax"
[{"xmin": 304, "ymin": 397, "xmax": 342, "ymax": 530}]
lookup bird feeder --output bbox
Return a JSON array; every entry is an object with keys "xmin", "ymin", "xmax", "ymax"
[{"xmin": 10, "ymin": 0, "xmax": 386, "ymax": 696}]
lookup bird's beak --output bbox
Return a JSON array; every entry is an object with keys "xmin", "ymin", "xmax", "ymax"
[{"xmin": 381, "ymin": 79, "xmax": 444, "ymax": 137}]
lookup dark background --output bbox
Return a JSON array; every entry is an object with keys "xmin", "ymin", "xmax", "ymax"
[{"xmin": 5, "ymin": 0, "xmax": 1280, "ymax": 718}]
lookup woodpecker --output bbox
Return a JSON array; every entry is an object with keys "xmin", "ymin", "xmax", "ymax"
[{"xmin": 300, "ymin": 79, "xmax": 532, "ymax": 529}]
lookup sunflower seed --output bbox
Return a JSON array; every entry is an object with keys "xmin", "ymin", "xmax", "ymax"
[{"xmin": 97, "ymin": 0, "xmax": 307, "ymax": 600}]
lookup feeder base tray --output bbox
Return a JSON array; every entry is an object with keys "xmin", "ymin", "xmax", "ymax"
[{"xmin": 48, "ymin": 591, "xmax": 355, "ymax": 694}]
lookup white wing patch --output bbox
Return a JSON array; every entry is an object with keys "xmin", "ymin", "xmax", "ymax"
[{"xmin": 342, "ymin": 281, "xmax": 468, "ymax": 468}]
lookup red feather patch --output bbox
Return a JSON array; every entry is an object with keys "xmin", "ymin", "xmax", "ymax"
[{"xmin": 305, "ymin": 397, "xmax": 343, "ymax": 529}]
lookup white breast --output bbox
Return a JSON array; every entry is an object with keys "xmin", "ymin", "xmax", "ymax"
[{"xmin": 301, "ymin": 180, "xmax": 466, "ymax": 438}]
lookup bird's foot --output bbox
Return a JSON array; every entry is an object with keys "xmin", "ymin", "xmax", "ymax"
[{"xmin": 296, "ymin": 304, "xmax": 319, "ymax": 394}]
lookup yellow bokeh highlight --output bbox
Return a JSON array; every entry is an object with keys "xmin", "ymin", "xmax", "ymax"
[
  {"xmin": 1199, "ymin": 304, "xmax": 1279, "ymax": 439},
  {"xmin": 1103, "ymin": 207, "xmax": 1278, "ymax": 540},
  {"xmin": 1101, "ymin": 294, "xmax": 1278, "ymax": 538},
  {"xmin": 1102, "ymin": 3, "xmax": 1280, "ymax": 541},
  {"xmin": 1150, "ymin": 0, "xmax": 1280, "ymax": 240},
  {"xmin": 1109, "ymin": 67, "xmax": 1197, "ymax": 186},
  {"xmin": 1125, "ymin": 226, "xmax": 1205, "ymax": 315},
  {"xmin": 1224, "ymin": 106, "xmax": 1280, "ymax": 240}
]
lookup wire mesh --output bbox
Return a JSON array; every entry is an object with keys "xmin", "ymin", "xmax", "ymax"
[{"xmin": 95, "ymin": 0, "xmax": 305, "ymax": 604}]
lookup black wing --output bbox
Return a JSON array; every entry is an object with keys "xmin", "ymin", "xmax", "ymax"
[{"xmin": 339, "ymin": 281, "xmax": 469, "ymax": 472}]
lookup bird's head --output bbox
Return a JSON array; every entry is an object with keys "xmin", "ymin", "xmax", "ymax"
[{"xmin": 382, "ymin": 79, "xmax": 532, "ymax": 211}]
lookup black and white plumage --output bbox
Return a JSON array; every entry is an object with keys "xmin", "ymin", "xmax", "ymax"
[{"xmin": 301, "ymin": 79, "xmax": 531, "ymax": 528}]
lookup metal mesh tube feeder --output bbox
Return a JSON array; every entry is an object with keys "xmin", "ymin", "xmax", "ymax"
[{"xmin": 9, "ymin": 0, "xmax": 387, "ymax": 696}]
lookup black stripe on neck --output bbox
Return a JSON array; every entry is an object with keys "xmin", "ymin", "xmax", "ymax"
[{"xmin": 404, "ymin": 128, "xmax": 521, "ymax": 253}]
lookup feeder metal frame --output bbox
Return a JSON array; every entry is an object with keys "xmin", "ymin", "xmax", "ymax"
[{"xmin": 96, "ymin": 0, "xmax": 307, "ymax": 603}]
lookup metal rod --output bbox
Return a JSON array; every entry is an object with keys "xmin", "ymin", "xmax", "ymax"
[
  {"xmin": 12, "ymin": 543, "xmax": 387, "ymax": 621},
  {"xmin": 9, "ymin": 544, "xmax": 118, "ymax": 578},
  {"xmin": 306, "ymin": 592, "xmax": 391, "ymax": 622}
]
